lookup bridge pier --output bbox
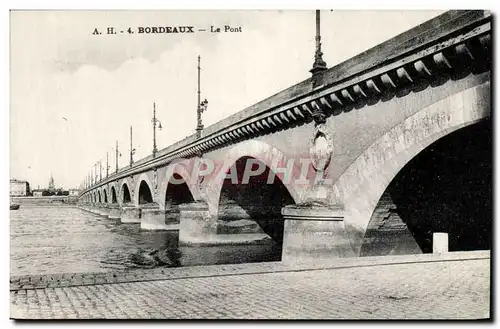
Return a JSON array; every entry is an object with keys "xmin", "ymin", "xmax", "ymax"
[
  {"xmin": 97, "ymin": 204, "xmax": 110, "ymax": 217},
  {"xmin": 120, "ymin": 205, "xmax": 141, "ymax": 223},
  {"xmin": 165, "ymin": 207, "xmax": 180, "ymax": 225},
  {"xmin": 108, "ymin": 204, "xmax": 121, "ymax": 219},
  {"xmin": 217, "ymin": 201, "xmax": 265, "ymax": 234},
  {"xmin": 281, "ymin": 202, "xmax": 355, "ymax": 264},
  {"xmin": 140, "ymin": 203, "xmax": 179, "ymax": 231},
  {"xmin": 89, "ymin": 204, "xmax": 100, "ymax": 214},
  {"xmin": 178, "ymin": 202, "xmax": 217, "ymax": 246}
]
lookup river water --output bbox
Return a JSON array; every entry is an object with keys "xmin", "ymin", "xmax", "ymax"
[{"xmin": 10, "ymin": 206, "xmax": 281, "ymax": 276}]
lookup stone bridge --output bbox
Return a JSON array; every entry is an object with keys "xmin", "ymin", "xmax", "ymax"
[{"xmin": 78, "ymin": 10, "xmax": 492, "ymax": 263}]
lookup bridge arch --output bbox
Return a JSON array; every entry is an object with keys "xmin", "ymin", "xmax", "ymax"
[
  {"xmin": 110, "ymin": 185, "xmax": 118, "ymax": 203},
  {"xmin": 205, "ymin": 140, "xmax": 300, "ymax": 243},
  {"xmin": 120, "ymin": 181, "xmax": 132, "ymax": 205},
  {"xmin": 333, "ymin": 83, "xmax": 491, "ymax": 255},
  {"xmin": 205, "ymin": 140, "xmax": 302, "ymax": 216},
  {"xmin": 134, "ymin": 173, "xmax": 154, "ymax": 206},
  {"xmin": 158, "ymin": 159, "xmax": 201, "ymax": 210},
  {"xmin": 103, "ymin": 187, "xmax": 108, "ymax": 203}
]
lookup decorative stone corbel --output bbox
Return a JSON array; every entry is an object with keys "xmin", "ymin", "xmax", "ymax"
[
  {"xmin": 153, "ymin": 167, "xmax": 158, "ymax": 198},
  {"xmin": 310, "ymin": 102, "xmax": 333, "ymax": 172},
  {"xmin": 130, "ymin": 175, "xmax": 135, "ymax": 200},
  {"xmin": 307, "ymin": 101, "xmax": 334, "ymax": 202}
]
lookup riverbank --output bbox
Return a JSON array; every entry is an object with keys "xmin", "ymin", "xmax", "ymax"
[{"xmin": 11, "ymin": 196, "xmax": 78, "ymax": 206}]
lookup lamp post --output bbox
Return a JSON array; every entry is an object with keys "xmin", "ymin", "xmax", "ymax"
[
  {"xmin": 106, "ymin": 152, "xmax": 109, "ymax": 178},
  {"xmin": 115, "ymin": 140, "xmax": 121, "ymax": 173},
  {"xmin": 130, "ymin": 126, "xmax": 135, "ymax": 167},
  {"xmin": 152, "ymin": 102, "xmax": 162, "ymax": 158},
  {"xmin": 196, "ymin": 55, "xmax": 208, "ymax": 139},
  {"xmin": 310, "ymin": 10, "xmax": 328, "ymax": 78}
]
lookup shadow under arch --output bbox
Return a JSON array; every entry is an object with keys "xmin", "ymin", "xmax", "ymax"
[
  {"xmin": 137, "ymin": 181, "xmax": 154, "ymax": 205},
  {"xmin": 360, "ymin": 119, "xmax": 492, "ymax": 256},
  {"xmin": 165, "ymin": 174, "xmax": 195, "ymax": 208},
  {"xmin": 204, "ymin": 140, "xmax": 302, "ymax": 217},
  {"xmin": 121, "ymin": 183, "xmax": 132, "ymax": 204},
  {"xmin": 110, "ymin": 186, "xmax": 117, "ymax": 203},
  {"xmin": 158, "ymin": 160, "xmax": 201, "ymax": 211},
  {"xmin": 216, "ymin": 155, "xmax": 296, "ymax": 244},
  {"xmin": 134, "ymin": 174, "xmax": 155, "ymax": 206}
]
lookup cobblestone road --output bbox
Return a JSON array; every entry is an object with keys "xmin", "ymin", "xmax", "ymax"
[{"xmin": 11, "ymin": 258, "xmax": 490, "ymax": 320}]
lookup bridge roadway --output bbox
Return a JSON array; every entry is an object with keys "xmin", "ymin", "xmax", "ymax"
[{"xmin": 10, "ymin": 251, "xmax": 490, "ymax": 320}]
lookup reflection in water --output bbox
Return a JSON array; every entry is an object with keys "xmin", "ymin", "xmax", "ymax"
[
  {"xmin": 128, "ymin": 247, "xmax": 182, "ymax": 268},
  {"xmin": 10, "ymin": 206, "xmax": 281, "ymax": 276}
]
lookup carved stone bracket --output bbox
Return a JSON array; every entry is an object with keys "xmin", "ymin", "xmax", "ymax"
[
  {"xmin": 117, "ymin": 182, "xmax": 121, "ymax": 201},
  {"xmin": 130, "ymin": 174, "xmax": 135, "ymax": 199},
  {"xmin": 309, "ymin": 102, "xmax": 333, "ymax": 174},
  {"xmin": 197, "ymin": 159, "xmax": 206, "ymax": 186},
  {"xmin": 153, "ymin": 167, "xmax": 158, "ymax": 198}
]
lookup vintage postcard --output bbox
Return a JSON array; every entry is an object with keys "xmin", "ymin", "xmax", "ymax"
[{"xmin": 9, "ymin": 9, "xmax": 491, "ymax": 320}]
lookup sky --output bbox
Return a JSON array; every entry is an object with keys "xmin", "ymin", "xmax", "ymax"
[{"xmin": 10, "ymin": 10, "xmax": 445, "ymax": 190}]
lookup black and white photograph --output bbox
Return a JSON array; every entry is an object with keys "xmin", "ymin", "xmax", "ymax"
[{"xmin": 8, "ymin": 7, "xmax": 492, "ymax": 320}]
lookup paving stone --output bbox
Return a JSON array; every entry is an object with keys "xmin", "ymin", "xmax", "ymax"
[{"xmin": 10, "ymin": 257, "xmax": 490, "ymax": 319}]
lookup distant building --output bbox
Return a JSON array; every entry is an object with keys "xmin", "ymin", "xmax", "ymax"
[
  {"xmin": 68, "ymin": 189, "xmax": 80, "ymax": 196},
  {"xmin": 48, "ymin": 175, "xmax": 55, "ymax": 192},
  {"xmin": 32, "ymin": 189, "xmax": 44, "ymax": 197},
  {"xmin": 10, "ymin": 179, "xmax": 30, "ymax": 196}
]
